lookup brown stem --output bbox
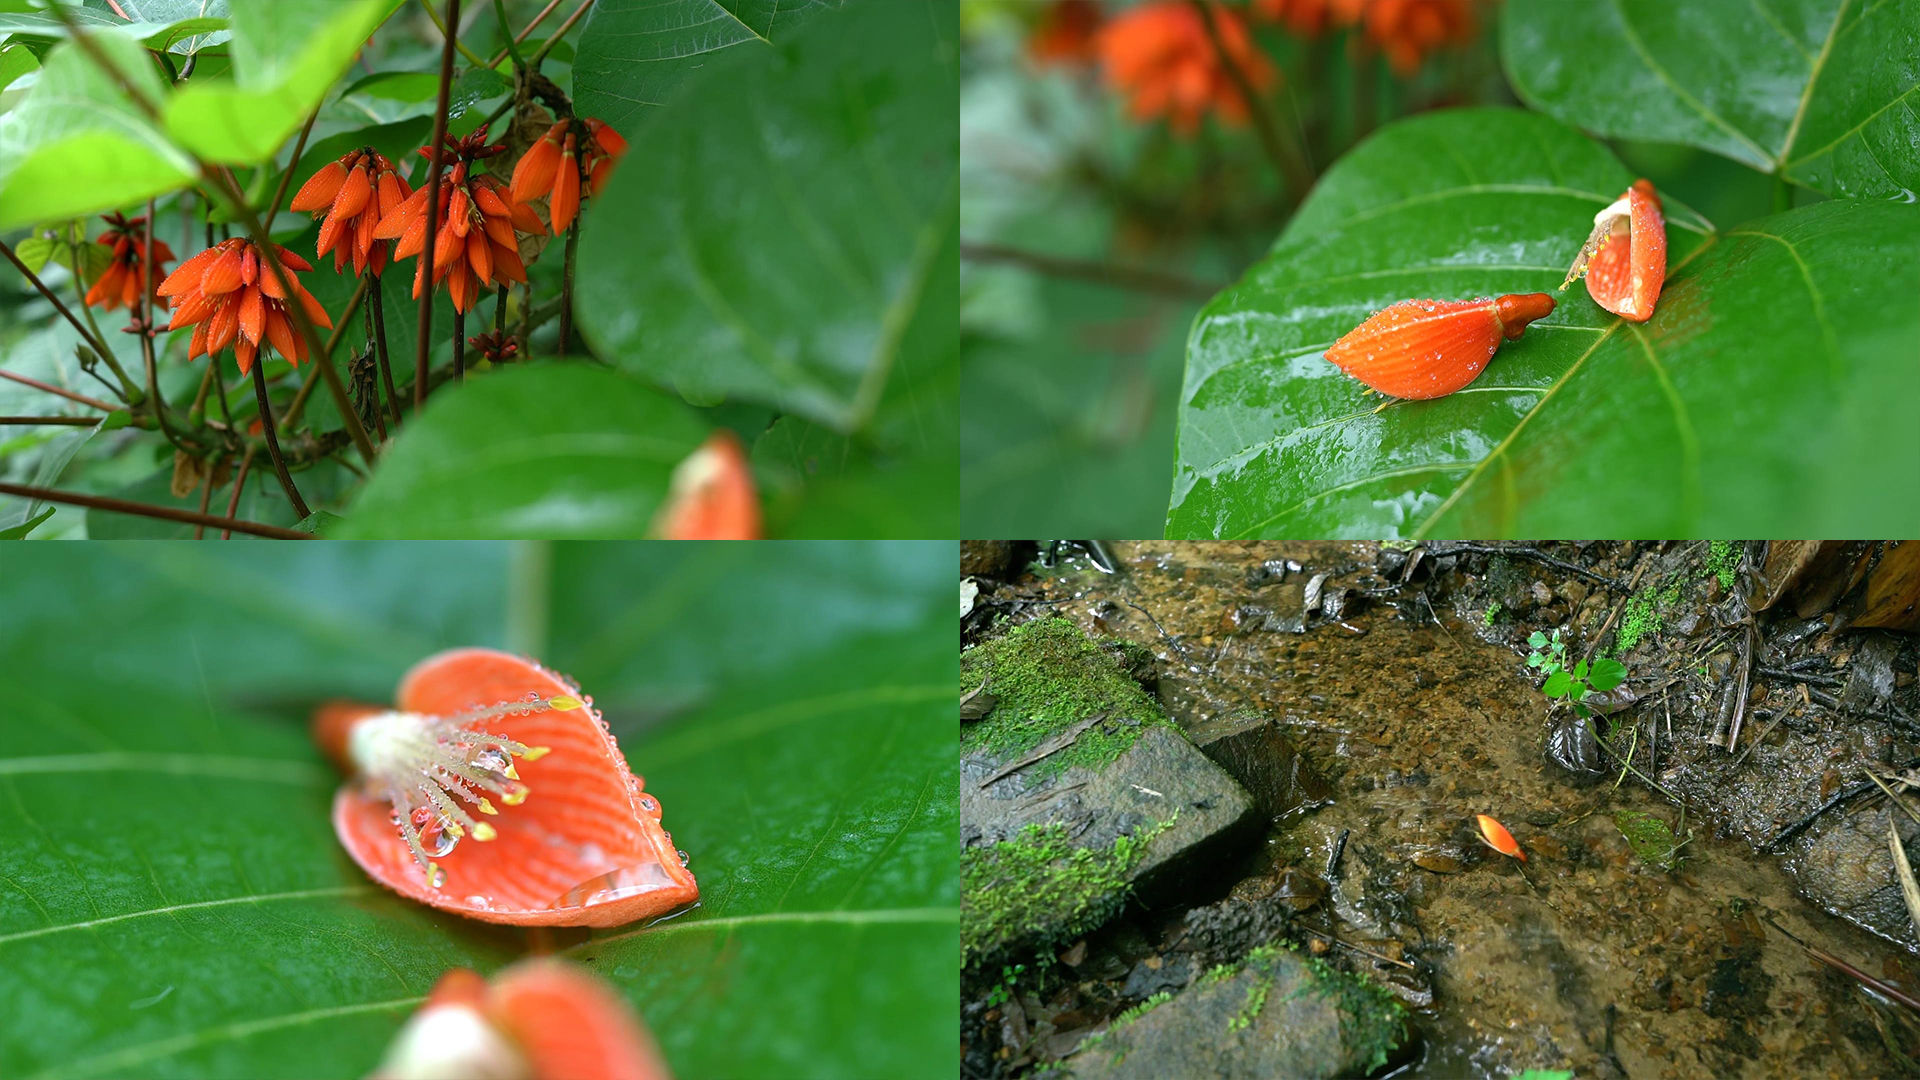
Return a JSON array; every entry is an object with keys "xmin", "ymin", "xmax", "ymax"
[
  {"xmin": 417, "ymin": 0, "xmax": 460, "ymax": 414},
  {"xmin": 526, "ymin": 0, "xmax": 592, "ymax": 67},
  {"xmin": 188, "ymin": 355, "xmax": 217, "ymax": 423},
  {"xmin": 1188, "ymin": 0, "xmax": 1313, "ymax": 198},
  {"xmin": 140, "ymin": 197, "xmax": 192, "ymax": 453},
  {"xmin": 370, "ymin": 281, "xmax": 401, "ymax": 428},
  {"xmin": 0, "ymin": 238, "xmax": 123, "ymax": 387},
  {"xmin": 557, "ymin": 216, "xmax": 578, "ymax": 357},
  {"xmin": 0, "ymin": 479, "xmax": 304, "ymax": 539},
  {"xmin": 267, "ymin": 108, "xmax": 321, "ymax": 222},
  {"xmin": 494, "ymin": 283, "xmax": 508, "ymax": 337},
  {"xmin": 222, "ymin": 446, "xmax": 254, "ymax": 539},
  {"xmin": 960, "ymin": 241, "xmax": 1222, "ymax": 299},
  {"xmin": 491, "ymin": 0, "xmax": 563, "ymax": 66},
  {"xmin": 360, "ymin": 296, "xmax": 388, "ymax": 442},
  {"xmin": 192, "ymin": 460, "xmax": 216, "ymax": 539},
  {"xmin": 452, "ymin": 308, "xmax": 465, "ymax": 382},
  {"xmin": 0, "ymin": 369, "xmax": 115, "ymax": 411},
  {"xmin": 0, "ymin": 416, "xmax": 100, "ymax": 426},
  {"xmin": 250, "ymin": 359, "xmax": 309, "ymax": 518}
]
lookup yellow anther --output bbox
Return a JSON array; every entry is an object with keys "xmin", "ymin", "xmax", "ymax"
[
  {"xmin": 471, "ymin": 822, "xmax": 498, "ymax": 842},
  {"xmin": 548, "ymin": 695, "xmax": 583, "ymax": 711},
  {"xmin": 445, "ymin": 821, "xmax": 465, "ymax": 839},
  {"xmin": 522, "ymin": 746, "xmax": 551, "ymax": 761},
  {"xmin": 477, "ymin": 798, "xmax": 498, "ymax": 816},
  {"xmin": 503, "ymin": 762, "xmax": 519, "ymax": 780},
  {"xmin": 502, "ymin": 785, "xmax": 529, "ymax": 806}
]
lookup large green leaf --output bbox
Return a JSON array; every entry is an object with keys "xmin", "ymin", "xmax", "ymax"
[
  {"xmin": 571, "ymin": 0, "xmax": 837, "ymax": 134},
  {"xmin": 0, "ymin": 540, "xmax": 956, "ymax": 1080},
  {"xmin": 1168, "ymin": 107, "xmax": 1920, "ymax": 539},
  {"xmin": 0, "ymin": 33, "xmax": 195, "ymax": 229},
  {"xmin": 573, "ymin": 0, "xmax": 958, "ymax": 442},
  {"xmin": 0, "ymin": 1, "xmax": 228, "ymax": 54},
  {"xmin": 164, "ymin": 0, "xmax": 403, "ymax": 164},
  {"xmin": 335, "ymin": 364, "xmax": 709, "ymax": 539},
  {"xmin": 1501, "ymin": 0, "xmax": 1920, "ymax": 200}
]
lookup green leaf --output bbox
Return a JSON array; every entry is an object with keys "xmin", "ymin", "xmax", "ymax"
[
  {"xmin": 1168, "ymin": 108, "xmax": 1920, "ymax": 539},
  {"xmin": 164, "ymin": 0, "xmax": 404, "ymax": 164},
  {"xmin": 572, "ymin": 0, "xmax": 838, "ymax": 133},
  {"xmin": 1528, "ymin": 631, "xmax": 1549, "ymax": 649},
  {"xmin": 336, "ymin": 364, "xmax": 711, "ymax": 539},
  {"xmin": 0, "ymin": 502, "xmax": 55, "ymax": 537},
  {"xmin": 1574, "ymin": 658, "xmax": 1589, "ymax": 681},
  {"xmin": 1500, "ymin": 0, "xmax": 1920, "ymax": 200},
  {"xmin": 1542, "ymin": 670, "xmax": 1573, "ymax": 699},
  {"xmin": 0, "ymin": 3, "xmax": 228, "ymax": 54},
  {"xmin": 0, "ymin": 541, "xmax": 956, "ymax": 1079},
  {"xmin": 0, "ymin": 34, "xmax": 196, "ymax": 230},
  {"xmin": 752, "ymin": 416, "xmax": 959, "ymax": 539},
  {"xmin": 12, "ymin": 232, "xmax": 56, "ymax": 272},
  {"xmin": 574, "ymin": 0, "xmax": 958, "ymax": 441},
  {"xmin": 1589, "ymin": 657, "xmax": 1629, "ymax": 692},
  {"xmin": 0, "ymin": 40, "xmax": 38, "ymax": 91}
]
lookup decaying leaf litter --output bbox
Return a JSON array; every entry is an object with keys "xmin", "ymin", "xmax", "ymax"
[{"xmin": 961, "ymin": 540, "xmax": 1920, "ymax": 1078}]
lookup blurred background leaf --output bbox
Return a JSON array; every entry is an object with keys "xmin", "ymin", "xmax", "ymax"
[
  {"xmin": 1169, "ymin": 108, "xmax": 1920, "ymax": 538},
  {"xmin": 0, "ymin": 540, "xmax": 956, "ymax": 1080}
]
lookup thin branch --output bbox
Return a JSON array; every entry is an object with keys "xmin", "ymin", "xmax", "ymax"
[
  {"xmin": 0, "ymin": 238, "xmax": 124, "ymax": 387},
  {"xmin": 0, "ymin": 416, "xmax": 99, "ymax": 426},
  {"xmin": 490, "ymin": 0, "xmax": 527, "ymax": 70},
  {"xmin": 417, "ymin": 0, "xmax": 460, "ymax": 413},
  {"xmin": 250, "ymin": 359, "xmax": 308, "ymax": 517},
  {"xmin": 526, "ymin": 0, "xmax": 592, "ymax": 68},
  {"xmin": 140, "ymin": 197, "xmax": 193, "ymax": 453},
  {"xmin": 1188, "ymin": 0, "xmax": 1314, "ymax": 197},
  {"xmin": 490, "ymin": 0, "xmax": 562, "ymax": 66},
  {"xmin": 417, "ymin": 0, "xmax": 490, "ymax": 69},
  {"xmin": 0, "ymin": 369, "xmax": 115, "ymax": 412},
  {"xmin": 0, "ymin": 480, "xmax": 304, "ymax": 539},
  {"xmin": 267, "ymin": 108, "xmax": 322, "ymax": 223},
  {"xmin": 192, "ymin": 461, "xmax": 216, "ymax": 539},
  {"xmin": 221, "ymin": 446, "xmax": 254, "ymax": 539},
  {"xmin": 960, "ymin": 241, "xmax": 1222, "ymax": 300},
  {"xmin": 452, "ymin": 309, "xmax": 466, "ymax": 382},
  {"xmin": 556, "ymin": 217, "xmax": 578, "ymax": 357},
  {"xmin": 370, "ymin": 282, "xmax": 401, "ymax": 428},
  {"xmin": 67, "ymin": 255, "xmax": 143, "ymax": 402}
]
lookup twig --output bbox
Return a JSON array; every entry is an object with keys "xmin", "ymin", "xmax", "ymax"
[
  {"xmin": 525, "ymin": 0, "xmax": 592, "ymax": 68},
  {"xmin": 221, "ymin": 446, "xmax": 254, "ymax": 539},
  {"xmin": 370, "ymin": 282, "xmax": 401, "ymax": 428},
  {"xmin": 267, "ymin": 108, "xmax": 321, "ymax": 223},
  {"xmin": 0, "ymin": 479, "xmax": 302, "ymax": 539},
  {"xmin": 139, "ymin": 197, "xmax": 193, "ymax": 453},
  {"xmin": 417, "ymin": 0, "xmax": 489, "ymax": 68},
  {"xmin": 0, "ymin": 416, "xmax": 99, "ymax": 426},
  {"xmin": 1446, "ymin": 543, "xmax": 1629, "ymax": 591},
  {"xmin": 250, "ymin": 360, "xmax": 308, "ymax": 517},
  {"xmin": 1187, "ymin": 0, "xmax": 1312, "ymax": 196},
  {"xmin": 1724, "ymin": 625, "xmax": 1755, "ymax": 752},
  {"xmin": 452, "ymin": 308, "xmax": 465, "ymax": 383},
  {"xmin": 1582, "ymin": 555, "xmax": 1650, "ymax": 666},
  {"xmin": 0, "ymin": 238, "xmax": 124, "ymax": 388},
  {"xmin": 0, "ymin": 369, "xmax": 113, "ymax": 411},
  {"xmin": 977, "ymin": 714, "xmax": 1108, "ymax": 789},
  {"xmin": 280, "ymin": 274, "xmax": 371, "ymax": 429},
  {"xmin": 960, "ymin": 241, "xmax": 1220, "ymax": 300},
  {"xmin": 192, "ymin": 462, "xmax": 216, "ymax": 539},
  {"xmin": 1763, "ymin": 915, "xmax": 1920, "ymax": 1014},
  {"xmin": 490, "ymin": 0, "xmax": 561, "ymax": 66},
  {"xmin": 490, "ymin": 0, "xmax": 527, "ymax": 69},
  {"xmin": 416, "ymin": 0, "xmax": 459, "ymax": 413},
  {"xmin": 1761, "ymin": 758, "xmax": 1920, "ymax": 851}
]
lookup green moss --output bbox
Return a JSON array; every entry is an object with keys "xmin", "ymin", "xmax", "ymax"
[
  {"xmin": 1705, "ymin": 541, "xmax": 1740, "ymax": 589},
  {"xmin": 1483, "ymin": 601, "xmax": 1504, "ymax": 626},
  {"xmin": 1199, "ymin": 962, "xmax": 1237, "ymax": 987},
  {"xmin": 1613, "ymin": 580, "xmax": 1682, "ymax": 655},
  {"xmin": 960, "ymin": 814, "xmax": 1176, "ymax": 969},
  {"xmin": 1304, "ymin": 954, "xmax": 1407, "ymax": 1074},
  {"xmin": 1112, "ymin": 990, "xmax": 1171, "ymax": 1029},
  {"xmin": 1615, "ymin": 809, "xmax": 1682, "ymax": 871},
  {"xmin": 960, "ymin": 618, "xmax": 1174, "ymax": 779}
]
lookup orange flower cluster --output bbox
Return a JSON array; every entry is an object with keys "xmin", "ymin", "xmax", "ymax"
[
  {"xmin": 1095, "ymin": 1, "xmax": 1275, "ymax": 135},
  {"xmin": 373, "ymin": 132, "xmax": 541, "ymax": 314},
  {"xmin": 289, "ymin": 148, "xmax": 413, "ymax": 277},
  {"xmin": 84, "ymin": 212, "xmax": 174, "ymax": 312},
  {"xmin": 1029, "ymin": 0, "xmax": 1102, "ymax": 67},
  {"xmin": 509, "ymin": 117, "xmax": 627, "ymax": 235},
  {"xmin": 1253, "ymin": 0, "xmax": 1477, "ymax": 76},
  {"xmin": 158, "ymin": 238, "xmax": 333, "ymax": 375}
]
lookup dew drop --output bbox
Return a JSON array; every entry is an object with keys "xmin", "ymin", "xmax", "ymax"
[
  {"xmin": 464, "ymin": 894, "xmax": 492, "ymax": 910},
  {"xmin": 427, "ymin": 863, "xmax": 447, "ymax": 889},
  {"xmin": 470, "ymin": 746, "xmax": 510, "ymax": 773},
  {"xmin": 525, "ymin": 691, "xmax": 542, "ymax": 701},
  {"xmin": 637, "ymin": 794, "xmax": 660, "ymax": 815},
  {"xmin": 548, "ymin": 861, "xmax": 680, "ymax": 909},
  {"xmin": 677, "ymin": 849, "xmax": 690, "ymax": 867}
]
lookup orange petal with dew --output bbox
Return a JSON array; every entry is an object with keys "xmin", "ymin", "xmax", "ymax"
[
  {"xmin": 655, "ymin": 430, "xmax": 762, "ymax": 540},
  {"xmin": 158, "ymin": 246, "xmax": 221, "ymax": 296},
  {"xmin": 238, "ymin": 287, "xmax": 264, "ymax": 344},
  {"xmin": 491, "ymin": 242, "xmax": 525, "ymax": 284},
  {"xmin": 293, "ymin": 282, "xmax": 332, "ymax": 330},
  {"xmin": 324, "ymin": 648, "xmax": 699, "ymax": 927},
  {"xmin": 375, "ymin": 186, "xmax": 430, "ymax": 239},
  {"xmin": 466, "ymin": 229, "xmax": 492, "ymax": 284},
  {"xmin": 207, "ymin": 297, "xmax": 239, "ymax": 354},
  {"xmin": 1324, "ymin": 294, "xmax": 1553, "ymax": 400},
  {"xmin": 333, "ymin": 162, "xmax": 372, "ymax": 220},
  {"xmin": 201, "ymin": 245, "xmax": 245, "ymax": 294},
  {"xmin": 1476, "ymin": 813, "xmax": 1525, "ymax": 861},
  {"xmin": 511, "ymin": 137, "xmax": 562, "ymax": 204},
  {"xmin": 265, "ymin": 306, "xmax": 298, "ymax": 363},
  {"xmin": 290, "ymin": 161, "xmax": 347, "ymax": 213}
]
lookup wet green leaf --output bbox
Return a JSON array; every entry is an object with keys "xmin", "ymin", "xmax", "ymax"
[
  {"xmin": 751, "ymin": 417, "xmax": 959, "ymax": 539},
  {"xmin": 1589, "ymin": 658, "xmax": 1628, "ymax": 693},
  {"xmin": 1169, "ymin": 108, "xmax": 1920, "ymax": 538},
  {"xmin": 336, "ymin": 364, "xmax": 710, "ymax": 540},
  {"xmin": 1501, "ymin": 0, "xmax": 1920, "ymax": 200},
  {"xmin": 1543, "ymin": 671, "xmax": 1573, "ymax": 699},
  {"xmin": 0, "ymin": 541, "xmax": 956, "ymax": 1079},
  {"xmin": 0, "ymin": 2, "xmax": 228, "ymax": 54},
  {"xmin": 571, "ymin": 0, "xmax": 838, "ymax": 133}
]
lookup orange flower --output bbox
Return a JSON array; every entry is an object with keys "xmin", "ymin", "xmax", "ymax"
[
  {"xmin": 1030, "ymin": 0, "xmax": 1103, "ymax": 66},
  {"xmin": 1344, "ymin": 0, "xmax": 1476, "ymax": 76},
  {"xmin": 1250, "ymin": 0, "xmax": 1338, "ymax": 38},
  {"xmin": 509, "ymin": 117, "xmax": 627, "ymax": 235},
  {"xmin": 375, "ymin": 961, "xmax": 673, "ymax": 1080},
  {"xmin": 84, "ymin": 211, "xmax": 174, "ymax": 312},
  {"xmin": 653, "ymin": 430, "xmax": 761, "ymax": 540},
  {"xmin": 1095, "ymin": 2, "xmax": 1276, "ymax": 135},
  {"xmin": 156, "ymin": 238, "xmax": 332, "ymax": 375},
  {"xmin": 288, "ymin": 148, "xmax": 413, "ymax": 277},
  {"xmin": 374, "ymin": 140, "xmax": 542, "ymax": 314}
]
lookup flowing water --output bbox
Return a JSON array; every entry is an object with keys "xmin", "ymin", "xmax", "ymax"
[{"xmin": 1000, "ymin": 541, "xmax": 1913, "ymax": 1078}]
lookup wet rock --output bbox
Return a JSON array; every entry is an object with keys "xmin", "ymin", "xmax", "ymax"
[
  {"xmin": 961, "ymin": 724, "xmax": 1258, "ymax": 968},
  {"xmin": 1261, "ymin": 582, "xmax": 1309, "ymax": 634},
  {"xmin": 1063, "ymin": 945, "xmax": 1409, "ymax": 1080},
  {"xmin": 961, "ymin": 540, "xmax": 1021, "ymax": 580},
  {"xmin": 1842, "ymin": 633, "xmax": 1898, "ymax": 714},
  {"xmin": 1246, "ymin": 559, "xmax": 1298, "ymax": 588},
  {"xmin": 1786, "ymin": 804, "xmax": 1920, "ymax": 949},
  {"xmin": 1186, "ymin": 712, "xmax": 1333, "ymax": 819},
  {"xmin": 1122, "ymin": 952, "xmax": 1195, "ymax": 999},
  {"xmin": 1174, "ymin": 893, "xmax": 1305, "ymax": 971}
]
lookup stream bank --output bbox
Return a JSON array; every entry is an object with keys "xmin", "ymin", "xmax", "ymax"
[{"xmin": 960, "ymin": 541, "xmax": 1920, "ymax": 1079}]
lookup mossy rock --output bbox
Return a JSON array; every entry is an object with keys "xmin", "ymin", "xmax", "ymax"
[{"xmin": 1064, "ymin": 942, "xmax": 1409, "ymax": 1079}]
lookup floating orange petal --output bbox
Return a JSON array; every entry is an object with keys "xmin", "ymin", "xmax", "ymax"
[
  {"xmin": 1475, "ymin": 813, "xmax": 1525, "ymax": 861},
  {"xmin": 318, "ymin": 648, "xmax": 699, "ymax": 927}
]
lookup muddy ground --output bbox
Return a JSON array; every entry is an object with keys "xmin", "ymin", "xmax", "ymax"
[{"xmin": 961, "ymin": 541, "xmax": 1920, "ymax": 1079}]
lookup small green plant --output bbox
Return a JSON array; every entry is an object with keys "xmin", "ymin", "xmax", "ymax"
[
  {"xmin": 1527, "ymin": 629, "xmax": 1627, "ymax": 720},
  {"xmin": 1612, "ymin": 581, "xmax": 1682, "ymax": 655},
  {"xmin": 1112, "ymin": 990, "xmax": 1171, "ymax": 1029},
  {"xmin": 1614, "ymin": 809, "xmax": 1690, "ymax": 872},
  {"xmin": 985, "ymin": 963, "xmax": 1025, "ymax": 1009},
  {"xmin": 1704, "ymin": 541, "xmax": 1740, "ymax": 589},
  {"xmin": 1483, "ymin": 601, "xmax": 1503, "ymax": 626}
]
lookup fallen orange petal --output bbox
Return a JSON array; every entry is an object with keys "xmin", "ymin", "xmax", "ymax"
[
  {"xmin": 1475, "ymin": 813, "xmax": 1525, "ymax": 861},
  {"xmin": 374, "ymin": 961, "xmax": 673, "ymax": 1080},
  {"xmin": 1323, "ymin": 293, "xmax": 1554, "ymax": 400},
  {"xmin": 654, "ymin": 430, "xmax": 762, "ymax": 540},
  {"xmin": 318, "ymin": 648, "xmax": 699, "ymax": 927},
  {"xmin": 1564, "ymin": 178, "xmax": 1667, "ymax": 323}
]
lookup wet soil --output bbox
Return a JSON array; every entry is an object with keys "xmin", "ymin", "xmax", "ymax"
[{"xmin": 963, "ymin": 541, "xmax": 1920, "ymax": 1079}]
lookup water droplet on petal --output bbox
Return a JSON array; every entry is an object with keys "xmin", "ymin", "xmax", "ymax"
[
  {"xmin": 427, "ymin": 863, "xmax": 446, "ymax": 889},
  {"xmin": 677, "ymin": 849, "xmax": 690, "ymax": 867},
  {"xmin": 471, "ymin": 747, "xmax": 510, "ymax": 773},
  {"xmin": 637, "ymin": 794, "xmax": 660, "ymax": 815},
  {"xmin": 464, "ymin": 894, "xmax": 492, "ymax": 910},
  {"xmin": 548, "ymin": 861, "xmax": 681, "ymax": 909}
]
